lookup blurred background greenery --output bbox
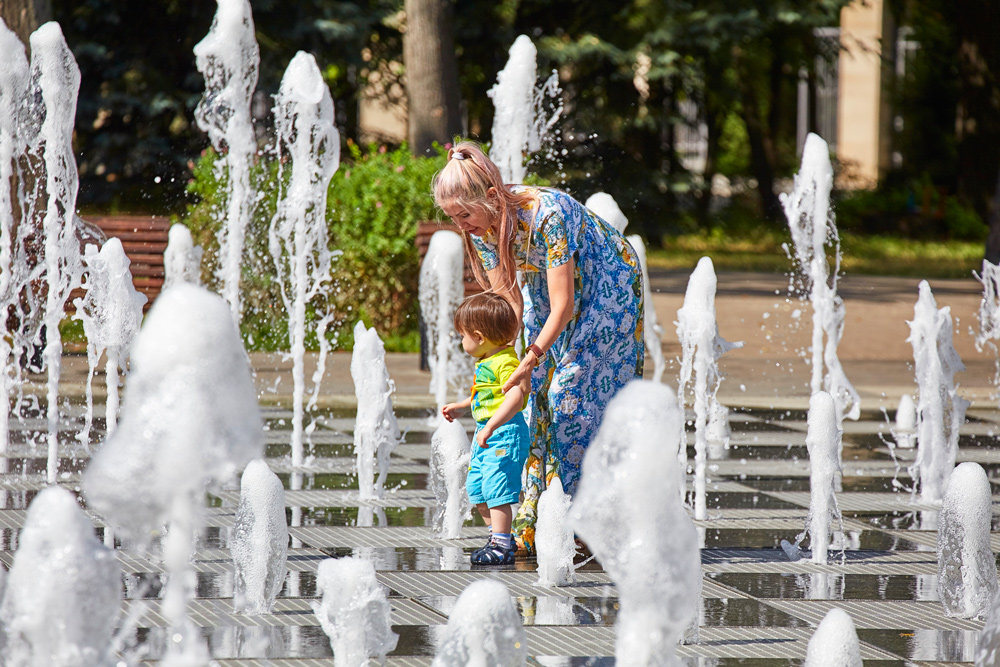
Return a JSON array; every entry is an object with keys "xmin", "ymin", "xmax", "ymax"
[{"xmin": 4, "ymin": 0, "xmax": 997, "ymax": 349}]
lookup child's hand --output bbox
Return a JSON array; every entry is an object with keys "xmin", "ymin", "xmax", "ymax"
[
  {"xmin": 441, "ymin": 403, "xmax": 461, "ymax": 422},
  {"xmin": 476, "ymin": 426, "xmax": 493, "ymax": 449}
]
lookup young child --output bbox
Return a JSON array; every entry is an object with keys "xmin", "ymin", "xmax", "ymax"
[{"xmin": 441, "ymin": 291, "xmax": 530, "ymax": 565}]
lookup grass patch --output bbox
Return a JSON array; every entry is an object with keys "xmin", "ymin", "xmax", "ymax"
[{"xmin": 647, "ymin": 228, "xmax": 984, "ymax": 280}]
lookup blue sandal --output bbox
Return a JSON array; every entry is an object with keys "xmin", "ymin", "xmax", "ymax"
[{"xmin": 471, "ymin": 538, "xmax": 516, "ymax": 565}]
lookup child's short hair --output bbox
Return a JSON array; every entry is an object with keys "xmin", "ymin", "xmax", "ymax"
[{"xmin": 454, "ymin": 292, "xmax": 520, "ymax": 344}]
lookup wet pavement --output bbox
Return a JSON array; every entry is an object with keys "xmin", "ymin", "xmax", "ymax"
[{"xmin": 2, "ymin": 269, "xmax": 999, "ymax": 664}]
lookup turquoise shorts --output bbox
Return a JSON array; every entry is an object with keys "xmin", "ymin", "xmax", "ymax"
[{"xmin": 466, "ymin": 412, "xmax": 529, "ymax": 508}]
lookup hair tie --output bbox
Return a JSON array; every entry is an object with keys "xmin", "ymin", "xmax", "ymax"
[{"xmin": 451, "ymin": 151, "xmax": 466, "ymax": 161}]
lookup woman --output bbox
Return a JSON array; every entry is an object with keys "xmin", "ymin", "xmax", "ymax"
[{"xmin": 433, "ymin": 141, "xmax": 644, "ymax": 553}]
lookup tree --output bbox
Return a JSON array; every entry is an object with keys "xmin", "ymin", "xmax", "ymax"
[
  {"xmin": 893, "ymin": 0, "xmax": 1000, "ymax": 258},
  {"xmin": 402, "ymin": 0, "xmax": 463, "ymax": 154},
  {"xmin": 1, "ymin": 0, "xmax": 50, "ymax": 46}
]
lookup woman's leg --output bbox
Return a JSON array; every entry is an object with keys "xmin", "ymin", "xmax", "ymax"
[{"xmin": 513, "ymin": 388, "xmax": 556, "ymax": 553}]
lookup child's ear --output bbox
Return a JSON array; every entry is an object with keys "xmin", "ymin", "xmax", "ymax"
[{"xmin": 472, "ymin": 330, "xmax": 486, "ymax": 343}]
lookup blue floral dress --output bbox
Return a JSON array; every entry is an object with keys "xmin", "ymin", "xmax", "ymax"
[{"xmin": 470, "ymin": 186, "xmax": 644, "ymax": 552}]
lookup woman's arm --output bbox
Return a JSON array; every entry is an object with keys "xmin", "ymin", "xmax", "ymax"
[{"xmin": 501, "ymin": 256, "xmax": 575, "ymax": 392}]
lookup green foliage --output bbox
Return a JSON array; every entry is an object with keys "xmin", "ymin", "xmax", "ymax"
[
  {"xmin": 181, "ymin": 142, "xmax": 447, "ymax": 352},
  {"xmin": 834, "ymin": 178, "xmax": 987, "ymax": 242},
  {"xmin": 325, "ymin": 142, "xmax": 447, "ymax": 345}
]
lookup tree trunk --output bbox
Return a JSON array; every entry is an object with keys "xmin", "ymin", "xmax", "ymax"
[
  {"xmin": 403, "ymin": 0, "xmax": 463, "ymax": 155},
  {"xmin": 0, "ymin": 0, "xmax": 50, "ymax": 47},
  {"xmin": 984, "ymin": 168, "xmax": 1000, "ymax": 264},
  {"xmin": 735, "ymin": 50, "xmax": 782, "ymax": 222}
]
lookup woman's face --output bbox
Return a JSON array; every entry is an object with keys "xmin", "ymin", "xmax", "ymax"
[
  {"xmin": 441, "ymin": 201, "xmax": 492, "ymax": 235},
  {"xmin": 441, "ymin": 190, "xmax": 497, "ymax": 235}
]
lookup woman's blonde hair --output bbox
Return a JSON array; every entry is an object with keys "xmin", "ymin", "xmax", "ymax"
[
  {"xmin": 453, "ymin": 291, "xmax": 520, "ymax": 344},
  {"xmin": 431, "ymin": 140, "xmax": 533, "ymax": 301}
]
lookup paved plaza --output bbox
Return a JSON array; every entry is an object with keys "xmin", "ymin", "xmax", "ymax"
[{"xmin": 2, "ymin": 269, "xmax": 999, "ymax": 664}]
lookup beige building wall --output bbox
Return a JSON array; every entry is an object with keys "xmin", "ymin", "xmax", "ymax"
[{"xmin": 837, "ymin": 0, "xmax": 893, "ymax": 188}]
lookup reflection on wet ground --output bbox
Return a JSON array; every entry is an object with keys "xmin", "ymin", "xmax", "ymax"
[
  {"xmin": 708, "ymin": 572, "xmax": 938, "ymax": 601},
  {"xmin": 0, "ymin": 404, "xmax": 995, "ymax": 664}
]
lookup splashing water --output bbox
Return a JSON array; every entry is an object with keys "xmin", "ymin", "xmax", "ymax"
[
  {"xmin": 803, "ymin": 607, "xmax": 862, "ymax": 667},
  {"xmin": 585, "ymin": 191, "xmax": 667, "ymax": 382},
  {"xmin": 488, "ymin": 34, "xmax": 562, "ymax": 184},
  {"xmin": 0, "ymin": 486, "xmax": 121, "ymax": 666},
  {"xmin": 0, "ymin": 20, "xmax": 38, "ymax": 455},
  {"xmin": 569, "ymin": 380, "xmax": 699, "ymax": 665},
  {"xmin": 30, "ymin": 23, "xmax": 85, "ymax": 484},
  {"xmin": 194, "ymin": 0, "xmax": 259, "ymax": 321},
  {"xmin": 429, "ymin": 419, "xmax": 471, "ymax": 539},
  {"xmin": 535, "ymin": 476, "xmax": 577, "ymax": 587},
  {"xmin": 232, "ymin": 459, "xmax": 288, "ymax": 615},
  {"xmin": 676, "ymin": 256, "xmax": 741, "ymax": 519},
  {"xmin": 805, "ymin": 391, "xmax": 843, "ymax": 564},
  {"xmin": 351, "ymin": 320, "xmax": 400, "ymax": 526},
  {"xmin": 937, "ymin": 462, "xmax": 998, "ymax": 619},
  {"xmin": 312, "ymin": 557, "xmax": 398, "ymax": 667},
  {"xmin": 907, "ymin": 280, "xmax": 968, "ymax": 504},
  {"xmin": 977, "ymin": 590, "xmax": 1000, "ymax": 665},
  {"xmin": 72, "ymin": 238, "xmax": 146, "ymax": 445},
  {"xmin": 418, "ymin": 230, "xmax": 468, "ymax": 411},
  {"xmin": 163, "ymin": 223, "xmax": 204, "ymax": 288},
  {"xmin": 81, "ymin": 283, "xmax": 264, "ymax": 664},
  {"xmin": 432, "ymin": 579, "xmax": 526, "ymax": 667},
  {"xmin": 781, "ymin": 133, "xmax": 860, "ymax": 423},
  {"xmin": 267, "ymin": 51, "xmax": 340, "ymax": 468},
  {"xmin": 893, "ymin": 393, "xmax": 916, "ymax": 449}
]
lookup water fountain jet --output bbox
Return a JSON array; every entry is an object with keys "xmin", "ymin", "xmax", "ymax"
[
  {"xmin": 232, "ymin": 458, "xmax": 288, "ymax": 615},
  {"xmin": 312, "ymin": 556, "xmax": 398, "ymax": 666},
  {"xmin": 351, "ymin": 320, "xmax": 399, "ymax": 527},
  {"xmin": 432, "ymin": 579, "xmax": 526, "ymax": 666},
  {"xmin": 72, "ymin": 238, "xmax": 146, "ymax": 445},
  {"xmin": 937, "ymin": 462, "xmax": 997, "ymax": 619},
  {"xmin": 81, "ymin": 283, "xmax": 264, "ymax": 664},
  {"xmin": 0, "ymin": 486, "xmax": 121, "ymax": 665},
  {"xmin": 194, "ymin": 0, "xmax": 260, "ymax": 321},
  {"xmin": 418, "ymin": 230, "xmax": 467, "ymax": 412},
  {"xmin": 676, "ymin": 256, "xmax": 741, "ymax": 519},
  {"xmin": 429, "ymin": 418, "xmax": 471, "ymax": 539},
  {"xmin": 908, "ymin": 280, "xmax": 968, "ymax": 503},
  {"xmin": 267, "ymin": 51, "xmax": 340, "ymax": 468},
  {"xmin": 163, "ymin": 223, "xmax": 204, "ymax": 288},
  {"xmin": 30, "ymin": 22, "xmax": 85, "ymax": 484},
  {"xmin": 488, "ymin": 35, "xmax": 562, "ymax": 184},
  {"xmin": 782, "ymin": 132, "xmax": 860, "ymax": 423},
  {"xmin": 569, "ymin": 380, "xmax": 699, "ymax": 664}
]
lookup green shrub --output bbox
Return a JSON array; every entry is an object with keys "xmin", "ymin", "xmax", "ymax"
[
  {"xmin": 834, "ymin": 176, "xmax": 987, "ymax": 241},
  {"xmin": 180, "ymin": 141, "xmax": 447, "ymax": 352}
]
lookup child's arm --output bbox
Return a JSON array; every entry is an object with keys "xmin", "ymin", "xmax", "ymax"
[
  {"xmin": 475, "ymin": 384, "xmax": 525, "ymax": 448},
  {"xmin": 441, "ymin": 395, "xmax": 471, "ymax": 422}
]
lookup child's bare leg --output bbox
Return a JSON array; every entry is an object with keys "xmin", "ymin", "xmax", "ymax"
[
  {"xmin": 476, "ymin": 503, "xmax": 492, "ymax": 531},
  {"xmin": 489, "ymin": 504, "xmax": 513, "ymax": 534}
]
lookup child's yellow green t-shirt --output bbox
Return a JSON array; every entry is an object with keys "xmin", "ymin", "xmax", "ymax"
[{"xmin": 470, "ymin": 347, "xmax": 528, "ymax": 423}]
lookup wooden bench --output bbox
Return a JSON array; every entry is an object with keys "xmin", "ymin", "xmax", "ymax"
[{"xmin": 82, "ymin": 214, "xmax": 170, "ymax": 310}]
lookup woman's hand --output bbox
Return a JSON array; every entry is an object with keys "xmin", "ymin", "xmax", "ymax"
[{"xmin": 501, "ymin": 354, "xmax": 536, "ymax": 393}]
